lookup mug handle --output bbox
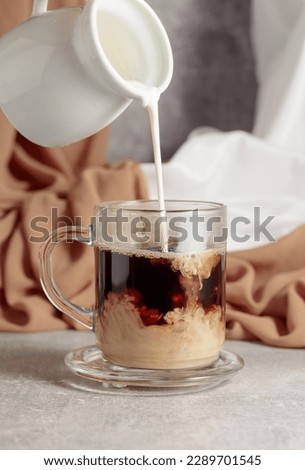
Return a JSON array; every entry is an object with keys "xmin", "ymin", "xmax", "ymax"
[
  {"xmin": 32, "ymin": 0, "xmax": 49, "ymax": 16},
  {"xmin": 39, "ymin": 225, "xmax": 94, "ymax": 329}
]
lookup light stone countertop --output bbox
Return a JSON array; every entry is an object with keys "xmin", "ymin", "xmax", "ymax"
[{"xmin": 0, "ymin": 331, "xmax": 304, "ymax": 450}]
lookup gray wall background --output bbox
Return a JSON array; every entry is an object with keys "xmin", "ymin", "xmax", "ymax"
[{"xmin": 108, "ymin": 0, "xmax": 257, "ymax": 163}]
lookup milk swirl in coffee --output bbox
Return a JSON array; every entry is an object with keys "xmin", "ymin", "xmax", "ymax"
[{"xmin": 95, "ymin": 245, "xmax": 225, "ymax": 369}]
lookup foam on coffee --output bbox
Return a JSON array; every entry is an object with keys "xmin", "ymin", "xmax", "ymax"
[{"xmin": 94, "ymin": 240, "xmax": 222, "ymax": 265}]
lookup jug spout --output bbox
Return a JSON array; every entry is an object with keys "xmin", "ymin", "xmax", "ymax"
[
  {"xmin": 75, "ymin": 0, "xmax": 173, "ymax": 104},
  {"xmin": 0, "ymin": 0, "xmax": 173, "ymax": 147}
]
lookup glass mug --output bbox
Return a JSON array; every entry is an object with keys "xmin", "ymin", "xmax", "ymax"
[{"xmin": 39, "ymin": 200, "xmax": 226, "ymax": 370}]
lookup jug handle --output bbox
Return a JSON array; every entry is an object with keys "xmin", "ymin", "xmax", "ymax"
[{"xmin": 32, "ymin": 0, "xmax": 49, "ymax": 16}]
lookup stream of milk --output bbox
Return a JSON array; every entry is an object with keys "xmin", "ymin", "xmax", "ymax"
[{"xmin": 128, "ymin": 81, "xmax": 168, "ymax": 251}]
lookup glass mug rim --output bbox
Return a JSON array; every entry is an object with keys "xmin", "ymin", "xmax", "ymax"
[{"xmin": 94, "ymin": 199, "xmax": 226, "ymax": 215}]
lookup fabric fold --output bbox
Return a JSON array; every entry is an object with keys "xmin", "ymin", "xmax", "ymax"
[
  {"xmin": 226, "ymin": 226, "xmax": 305, "ymax": 347},
  {"xmin": 0, "ymin": 139, "xmax": 148, "ymax": 331}
]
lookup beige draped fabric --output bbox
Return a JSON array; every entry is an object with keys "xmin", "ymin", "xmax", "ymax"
[{"xmin": 226, "ymin": 226, "xmax": 305, "ymax": 348}]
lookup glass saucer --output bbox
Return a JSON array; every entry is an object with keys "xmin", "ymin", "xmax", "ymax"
[{"xmin": 64, "ymin": 346, "xmax": 244, "ymax": 394}]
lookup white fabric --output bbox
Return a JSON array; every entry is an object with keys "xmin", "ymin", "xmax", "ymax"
[
  {"xmin": 141, "ymin": 0, "xmax": 305, "ymax": 252},
  {"xmin": 252, "ymin": 0, "xmax": 305, "ymax": 152}
]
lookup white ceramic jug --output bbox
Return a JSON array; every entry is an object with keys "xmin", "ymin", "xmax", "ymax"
[{"xmin": 0, "ymin": 0, "xmax": 173, "ymax": 147}]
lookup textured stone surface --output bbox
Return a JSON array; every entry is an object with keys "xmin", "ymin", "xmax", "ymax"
[
  {"xmin": 108, "ymin": 0, "xmax": 257, "ymax": 163},
  {"xmin": 0, "ymin": 332, "xmax": 304, "ymax": 450}
]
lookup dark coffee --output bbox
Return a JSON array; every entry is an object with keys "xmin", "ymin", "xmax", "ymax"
[
  {"xmin": 95, "ymin": 247, "xmax": 225, "ymax": 326},
  {"xmin": 94, "ymin": 245, "xmax": 225, "ymax": 369}
]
